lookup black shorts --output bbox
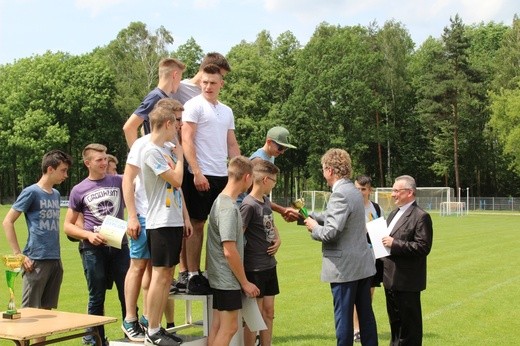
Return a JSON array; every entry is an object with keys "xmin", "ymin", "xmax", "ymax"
[
  {"xmin": 371, "ymin": 259, "xmax": 384, "ymax": 287},
  {"xmin": 212, "ymin": 288, "xmax": 242, "ymax": 311},
  {"xmin": 245, "ymin": 267, "xmax": 279, "ymax": 298},
  {"xmin": 182, "ymin": 169, "xmax": 227, "ymax": 221},
  {"xmin": 147, "ymin": 227, "xmax": 183, "ymax": 267}
]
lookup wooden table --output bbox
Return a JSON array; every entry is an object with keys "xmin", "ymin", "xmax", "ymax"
[{"xmin": 0, "ymin": 307, "xmax": 117, "ymax": 345}]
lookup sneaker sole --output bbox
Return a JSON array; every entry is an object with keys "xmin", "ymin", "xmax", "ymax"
[{"xmin": 121, "ymin": 324, "xmax": 145, "ymax": 342}]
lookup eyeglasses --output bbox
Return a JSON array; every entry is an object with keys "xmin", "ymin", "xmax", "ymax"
[
  {"xmin": 266, "ymin": 176, "xmax": 277, "ymax": 184},
  {"xmin": 392, "ymin": 188, "xmax": 411, "ymax": 193},
  {"xmin": 273, "ymin": 142, "xmax": 287, "ymax": 152}
]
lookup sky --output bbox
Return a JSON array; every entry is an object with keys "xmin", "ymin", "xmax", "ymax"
[{"xmin": 0, "ymin": 0, "xmax": 517, "ymax": 65}]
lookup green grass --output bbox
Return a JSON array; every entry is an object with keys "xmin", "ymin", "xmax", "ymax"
[{"xmin": 1, "ymin": 204, "xmax": 520, "ymax": 345}]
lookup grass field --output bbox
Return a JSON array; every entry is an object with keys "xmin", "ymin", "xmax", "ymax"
[{"xmin": 1, "ymin": 204, "xmax": 519, "ymax": 345}]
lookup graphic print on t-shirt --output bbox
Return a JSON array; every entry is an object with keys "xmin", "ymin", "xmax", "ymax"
[
  {"xmin": 84, "ymin": 187, "xmax": 122, "ymax": 221},
  {"xmin": 263, "ymin": 214, "xmax": 275, "ymax": 243}
]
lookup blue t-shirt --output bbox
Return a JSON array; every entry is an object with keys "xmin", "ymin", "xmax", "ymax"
[
  {"xmin": 249, "ymin": 148, "xmax": 275, "ymax": 163},
  {"xmin": 12, "ymin": 184, "xmax": 61, "ymax": 260},
  {"xmin": 133, "ymin": 87, "xmax": 170, "ymax": 135}
]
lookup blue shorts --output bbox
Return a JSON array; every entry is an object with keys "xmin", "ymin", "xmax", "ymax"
[{"xmin": 129, "ymin": 215, "xmax": 151, "ymax": 259}]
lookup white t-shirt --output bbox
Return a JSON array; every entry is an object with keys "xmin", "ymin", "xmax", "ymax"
[
  {"xmin": 182, "ymin": 94, "xmax": 235, "ymax": 177},
  {"xmin": 142, "ymin": 142, "xmax": 184, "ymax": 229},
  {"xmin": 126, "ymin": 134, "xmax": 151, "ymax": 216}
]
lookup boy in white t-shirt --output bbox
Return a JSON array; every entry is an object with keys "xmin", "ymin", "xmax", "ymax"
[{"xmin": 141, "ymin": 101, "xmax": 192, "ymax": 346}]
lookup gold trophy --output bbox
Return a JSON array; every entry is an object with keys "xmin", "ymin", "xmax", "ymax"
[
  {"xmin": 291, "ymin": 198, "xmax": 309, "ymax": 218},
  {"xmin": 2, "ymin": 254, "xmax": 25, "ymax": 319}
]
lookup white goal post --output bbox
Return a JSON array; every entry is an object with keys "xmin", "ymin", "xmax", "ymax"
[
  {"xmin": 375, "ymin": 187, "xmax": 461, "ymax": 216},
  {"xmin": 300, "ymin": 191, "xmax": 332, "ymax": 213}
]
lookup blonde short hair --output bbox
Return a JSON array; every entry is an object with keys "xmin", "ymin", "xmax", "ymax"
[
  {"xmin": 82, "ymin": 143, "xmax": 107, "ymax": 161},
  {"xmin": 159, "ymin": 58, "xmax": 186, "ymax": 79},
  {"xmin": 150, "ymin": 99, "xmax": 183, "ymax": 130},
  {"xmin": 228, "ymin": 156, "xmax": 253, "ymax": 181},
  {"xmin": 321, "ymin": 148, "xmax": 352, "ymax": 179}
]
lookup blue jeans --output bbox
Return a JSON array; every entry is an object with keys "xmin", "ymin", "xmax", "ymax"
[
  {"xmin": 331, "ymin": 277, "xmax": 378, "ymax": 346},
  {"xmin": 80, "ymin": 244, "xmax": 129, "ymax": 342}
]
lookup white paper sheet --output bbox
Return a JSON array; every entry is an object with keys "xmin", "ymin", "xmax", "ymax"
[
  {"xmin": 366, "ymin": 217, "xmax": 391, "ymax": 259},
  {"xmin": 98, "ymin": 215, "xmax": 127, "ymax": 249},
  {"xmin": 241, "ymin": 295, "xmax": 267, "ymax": 332}
]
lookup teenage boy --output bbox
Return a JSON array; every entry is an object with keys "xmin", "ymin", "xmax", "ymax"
[
  {"xmin": 353, "ymin": 174, "xmax": 384, "ymax": 343},
  {"xmin": 244, "ymin": 126, "xmax": 299, "ymax": 222},
  {"xmin": 240, "ymin": 160, "xmax": 281, "ymax": 346},
  {"xmin": 121, "ymin": 98, "xmax": 185, "ymax": 342},
  {"xmin": 64, "ymin": 143, "xmax": 129, "ymax": 346},
  {"xmin": 123, "ymin": 57, "xmax": 186, "ymax": 148},
  {"xmin": 182, "ymin": 63, "xmax": 240, "ymax": 293},
  {"xmin": 206, "ymin": 156, "xmax": 260, "ymax": 346},
  {"xmin": 3, "ymin": 150, "xmax": 72, "ymax": 343},
  {"xmin": 171, "ymin": 52, "xmax": 231, "ymax": 291},
  {"xmin": 141, "ymin": 102, "xmax": 192, "ymax": 346}
]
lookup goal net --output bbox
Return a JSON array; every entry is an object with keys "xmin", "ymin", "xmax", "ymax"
[
  {"xmin": 300, "ymin": 191, "xmax": 331, "ymax": 213},
  {"xmin": 375, "ymin": 187, "xmax": 456, "ymax": 216}
]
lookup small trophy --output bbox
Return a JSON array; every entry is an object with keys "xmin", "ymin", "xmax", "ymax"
[
  {"xmin": 2, "ymin": 254, "xmax": 25, "ymax": 319},
  {"xmin": 292, "ymin": 198, "xmax": 309, "ymax": 218}
]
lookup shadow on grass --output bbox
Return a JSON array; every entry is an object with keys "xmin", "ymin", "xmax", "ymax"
[
  {"xmin": 273, "ymin": 333, "xmax": 336, "ymax": 344},
  {"xmin": 273, "ymin": 331, "xmax": 396, "ymax": 344}
]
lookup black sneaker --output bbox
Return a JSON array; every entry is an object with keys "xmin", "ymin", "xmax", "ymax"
[
  {"xmin": 145, "ymin": 328, "xmax": 182, "ymax": 346},
  {"xmin": 121, "ymin": 319, "xmax": 146, "ymax": 342},
  {"xmin": 172, "ymin": 271, "xmax": 188, "ymax": 292},
  {"xmin": 186, "ymin": 274, "xmax": 212, "ymax": 295}
]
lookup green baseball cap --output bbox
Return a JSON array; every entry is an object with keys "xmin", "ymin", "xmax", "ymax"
[{"xmin": 266, "ymin": 126, "xmax": 297, "ymax": 149}]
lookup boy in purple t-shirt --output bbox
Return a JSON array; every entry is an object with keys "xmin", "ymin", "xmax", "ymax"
[{"xmin": 64, "ymin": 143, "xmax": 129, "ymax": 346}]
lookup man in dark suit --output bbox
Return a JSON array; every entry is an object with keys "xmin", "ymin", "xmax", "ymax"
[
  {"xmin": 304, "ymin": 149, "xmax": 378, "ymax": 346},
  {"xmin": 382, "ymin": 175, "xmax": 433, "ymax": 346}
]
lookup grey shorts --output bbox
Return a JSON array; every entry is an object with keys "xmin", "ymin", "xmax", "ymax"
[{"xmin": 21, "ymin": 259, "xmax": 63, "ymax": 309}]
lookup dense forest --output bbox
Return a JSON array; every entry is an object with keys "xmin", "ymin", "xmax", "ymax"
[{"xmin": 0, "ymin": 14, "xmax": 519, "ymax": 202}]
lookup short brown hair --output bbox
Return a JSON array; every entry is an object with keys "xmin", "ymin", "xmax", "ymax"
[
  {"xmin": 253, "ymin": 160, "xmax": 279, "ymax": 183},
  {"xmin": 107, "ymin": 154, "xmax": 118, "ymax": 166},
  {"xmin": 82, "ymin": 143, "xmax": 107, "ymax": 162},
  {"xmin": 41, "ymin": 150, "xmax": 72, "ymax": 174},
  {"xmin": 159, "ymin": 58, "xmax": 186, "ymax": 79},
  {"xmin": 202, "ymin": 63, "xmax": 222, "ymax": 76},
  {"xmin": 228, "ymin": 156, "xmax": 252, "ymax": 181},
  {"xmin": 321, "ymin": 148, "xmax": 352, "ymax": 179},
  {"xmin": 200, "ymin": 52, "xmax": 231, "ymax": 73}
]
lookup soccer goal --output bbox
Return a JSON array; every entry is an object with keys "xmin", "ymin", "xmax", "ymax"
[
  {"xmin": 300, "ymin": 191, "xmax": 331, "ymax": 213},
  {"xmin": 375, "ymin": 187, "xmax": 457, "ymax": 216}
]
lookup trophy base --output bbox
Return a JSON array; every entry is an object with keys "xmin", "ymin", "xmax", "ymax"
[{"xmin": 3, "ymin": 311, "xmax": 21, "ymax": 319}]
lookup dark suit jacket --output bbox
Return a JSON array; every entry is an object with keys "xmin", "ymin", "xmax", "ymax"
[{"xmin": 382, "ymin": 201, "xmax": 433, "ymax": 292}]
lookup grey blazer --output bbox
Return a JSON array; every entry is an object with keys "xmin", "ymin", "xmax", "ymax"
[{"xmin": 310, "ymin": 178, "xmax": 376, "ymax": 283}]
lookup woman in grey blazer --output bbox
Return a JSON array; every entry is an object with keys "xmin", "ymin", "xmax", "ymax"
[{"xmin": 304, "ymin": 149, "xmax": 378, "ymax": 346}]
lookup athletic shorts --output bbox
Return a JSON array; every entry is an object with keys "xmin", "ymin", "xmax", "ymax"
[
  {"xmin": 212, "ymin": 288, "xmax": 242, "ymax": 311},
  {"xmin": 129, "ymin": 215, "xmax": 151, "ymax": 259},
  {"xmin": 21, "ymin": 259, "xmax": 63, "ymax": 309},
  {"xmin": 147, "ymin": 227, "xmax": 183, "ymax": 267},
  {"xmin": 182, "ymin": 170, "xmax": 227, "ymax": 221},
  {"xmin": 245, "ymin": 266, "xmax": 280, "ymax": 298}
]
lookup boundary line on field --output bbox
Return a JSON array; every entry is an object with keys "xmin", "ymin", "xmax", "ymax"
[{"xmin": 424, "ymin": 275, "xmax": 520, "ymax": 320}]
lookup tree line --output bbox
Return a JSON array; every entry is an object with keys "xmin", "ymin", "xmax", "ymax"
[{"xmin": 0, "ymin": 15, "xmax": 519, "ymax": 203}]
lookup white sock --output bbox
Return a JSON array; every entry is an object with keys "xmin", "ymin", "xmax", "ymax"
[
  {"xmin": 188, "ymin": 271, "xmax": 198, "ymax": 278},
  {"xmin": 148, "ymin": 326, "xmax": 160, "ymax": 336}
]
